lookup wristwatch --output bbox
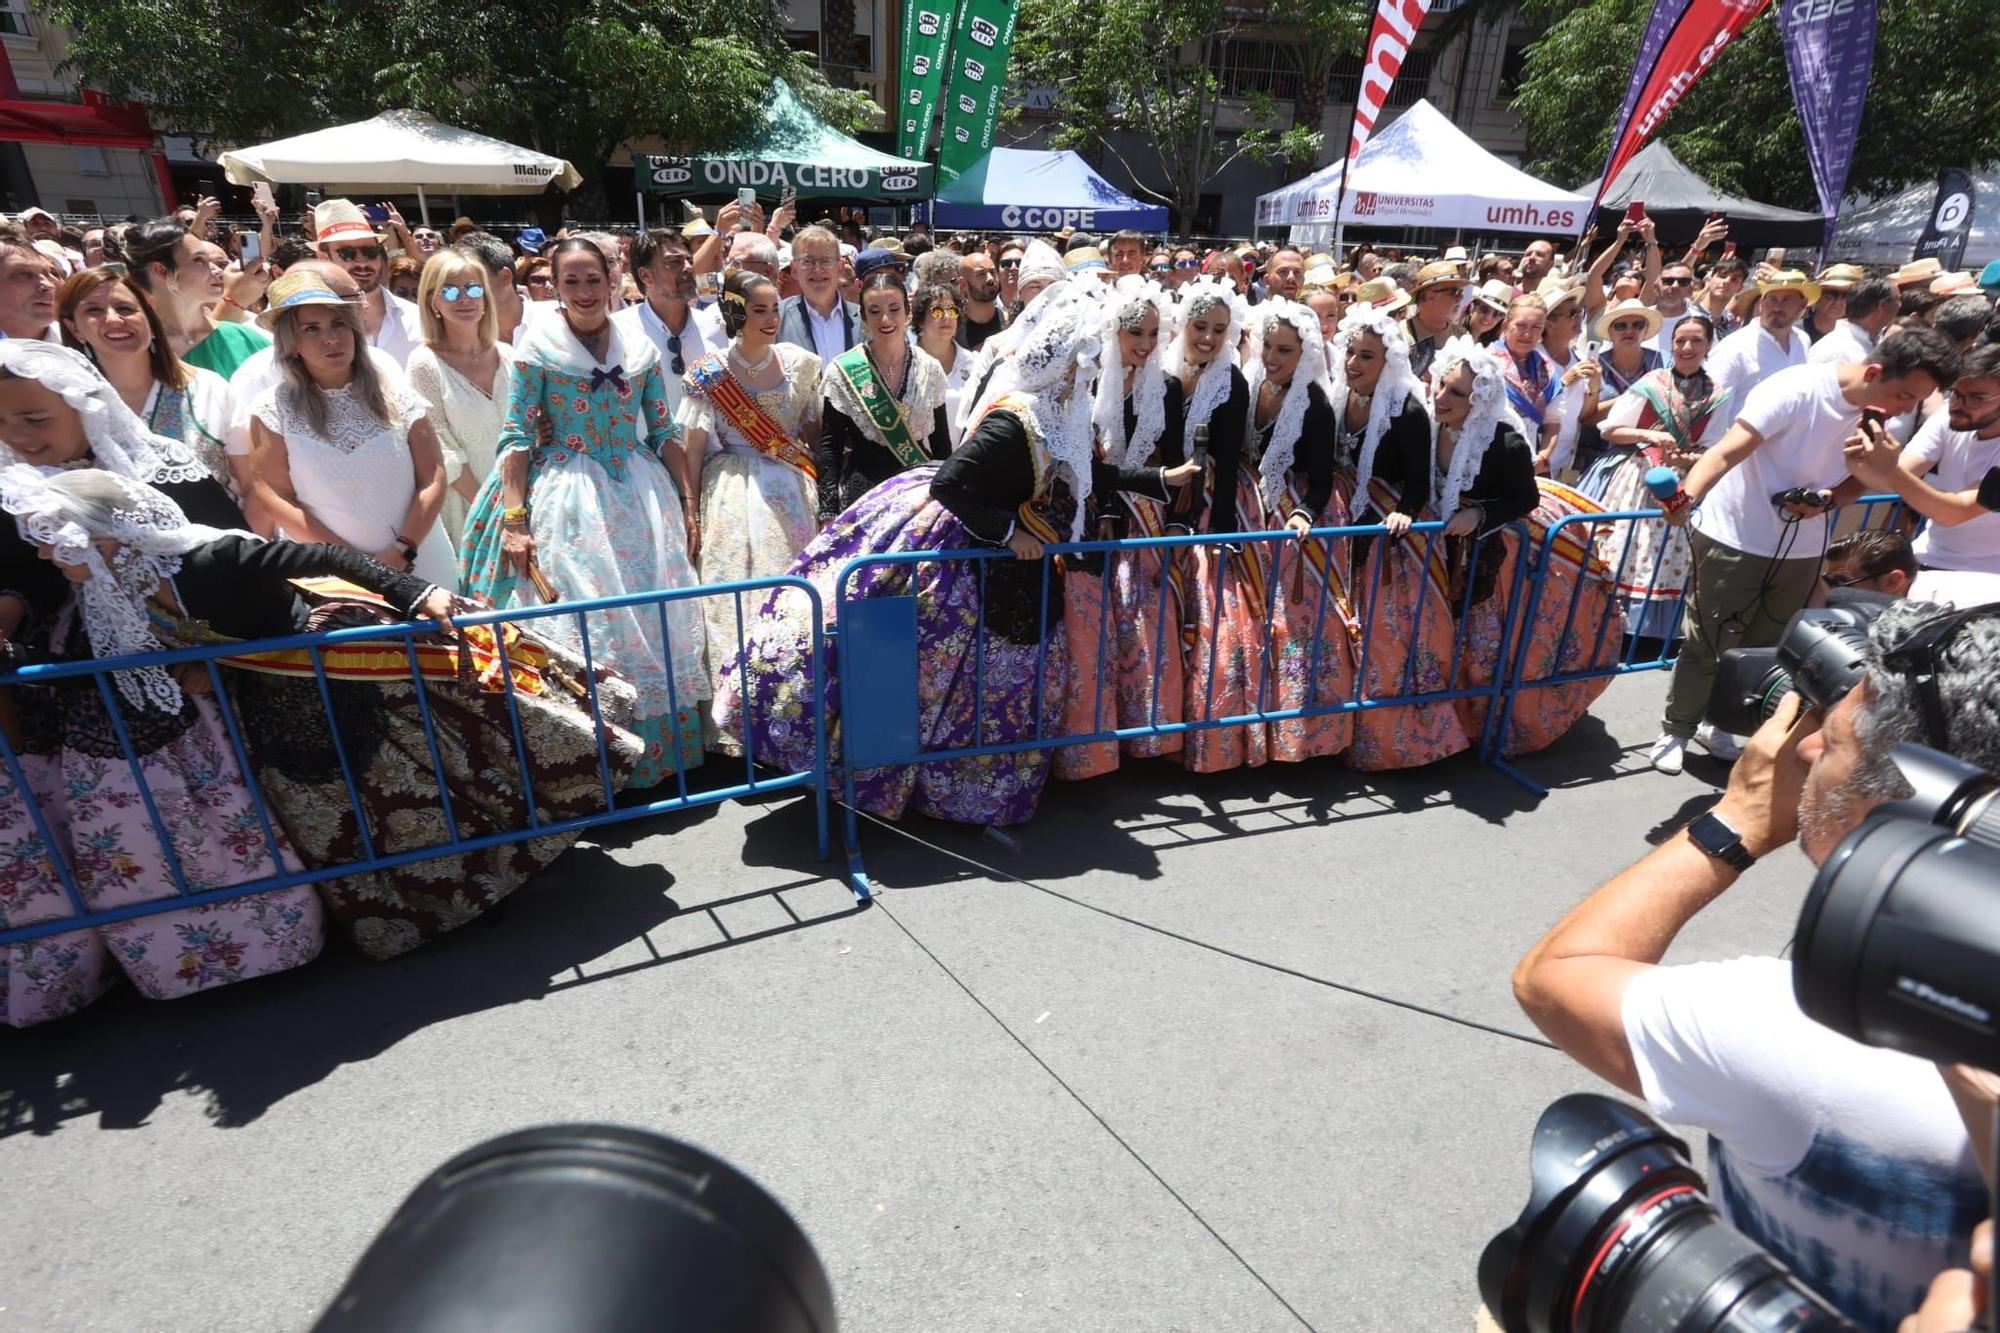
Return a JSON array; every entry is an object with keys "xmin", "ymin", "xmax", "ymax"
[{"xmin": 1687, "ymin": 811, "xmax": 1756, "ymax": 870}]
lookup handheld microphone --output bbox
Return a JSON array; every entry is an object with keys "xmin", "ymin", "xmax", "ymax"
[
  {"xmin": 1190, "ymin": 421, "xmax": 1210, "ymax": 471},
  {"xmin": 1644, "ymin": 464, "xmax": 1692, "ymax": 517}
]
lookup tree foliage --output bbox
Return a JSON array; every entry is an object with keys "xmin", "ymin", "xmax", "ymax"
[
  {"xmin": 1012, "ymin": 0, "xmax": 1333, "ymax": 236},
  {"xmin": 1513, "ymin": 0, "xmax": 2000, "ymax": 210},
  {"xmin": 39, "ymin": 0, "xmax": 875, "ymax": 217}
]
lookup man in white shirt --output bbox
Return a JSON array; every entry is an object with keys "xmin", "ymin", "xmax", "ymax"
[
  {"xmin": 1649, "ymin": 329, "xmax": 1959, "ymax": 771},
  {"xmin": 614, "ymin": 228, "xmax": 723, "ymax": 420},
  {"xmin": 776, "ymin": 225, "xmax": 858, "ymax": 367},
  {"xmin": 1842, "ymin": 343, "xmax": 2000, "ymax": 576},
  {"xmin": 1807, "ymin": 276, "xmax": 1896, "ymax": 367},
  {"xmin": 1647, "ymin": 260, "xmax": 1699, "ymax": 361},
  {"xmin": 313, "ymin": 199, "xmax": 421, "ymax": 366},
  {"xmin": 1514, "ymin": 597, "xmax": 1999, "ymax": 1331},
  {"xmin": 1704, "ymin": 270, "xmax": 1817, "ymax": 429}
]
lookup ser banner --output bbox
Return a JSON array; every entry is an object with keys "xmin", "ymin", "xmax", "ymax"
[
  {"xmin": 1779, "ymin": 0, "xmax": 1877, "ymax": 252},
  {"xmin": 1594, "ymin": 0, "xmax": 1773, "ymax": 206},
  {"xmin": 896, "ymin": 0, "xmax": 958, "ymax": 161},
  {"xmin": 935, "ymin": 0, "xmax": 1018, "ymax": 184},
  {"xmin": 1912, "ymin": 168, "xmax": 1976, "ymax": 270}
]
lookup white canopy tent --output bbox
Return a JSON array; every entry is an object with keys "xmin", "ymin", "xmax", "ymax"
[
  {"xmin": 1253, "ymin": 99, "xmax": 1590, "ymax": 246},
  {"xmin": 218, "ymin": 110, "xmax": 582, "ymax": 224},
  {"xmin": 1829, "ymin": 168, "xmax": 2000, "ymax": 268}
]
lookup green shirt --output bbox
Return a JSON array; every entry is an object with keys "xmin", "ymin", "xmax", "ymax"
[{"xmin": 182, "ymin": 320, "xmax": 270, "ymax": 380}]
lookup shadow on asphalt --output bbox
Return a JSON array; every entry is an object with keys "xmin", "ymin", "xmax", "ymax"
[{"xmin": 0, "ymin": 794, "xmax": 860, "ymax": 1139}]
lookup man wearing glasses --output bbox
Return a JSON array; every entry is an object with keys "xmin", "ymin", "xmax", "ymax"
[
  {"xmin": 312, "ymin": 198, "xmax": 422, "ymax": 365},
  {"xmin": 956, "ymin": 250, "xmax": 1006, "ymax": 352},
  {"xmin": 615, "ymin": 229, "xmax": 723, "ymax": 418},
  {"xmin": 1649, "ymin": 261, "xmax": 1700, "ymax": 361},
  {"xmin": 777, "ymin": 225, "xmax": 859, "ymax": 367},
  {"xmin": 996, "ymin": 241, "xmax": 1025, "ymax": 310},
  {"xmin": 410, "ymin": 227, "xmax": 443, "ymax": 258},
  {"xmin": 1844, "ymin": 344, "xmax": 2000, "ymax": 579}
]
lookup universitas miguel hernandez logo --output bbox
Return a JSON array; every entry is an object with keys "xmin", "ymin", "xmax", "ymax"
[{"xmin": 1352, "ymin": 192, "xmax": 1378, "ymax": 217}]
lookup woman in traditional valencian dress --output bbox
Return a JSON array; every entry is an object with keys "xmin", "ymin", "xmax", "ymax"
[
  {"xmin": 1324, "ymin": 306, "xmax": 1469, "ymax": 770},
  {"xmin": 1426, "ymin": 336, "xmax": 1624, "ymax": 757},
  {"xmin": 815, "ymin": 270, "xmax": 950, "ymax": 522},
  {"xmin": 0, "ymin": 344, "xmax": 323, "ymax": 1027},
  {"xmin": 460, "ymin": 236, "xmax": 706, "ymax": 782},
  {"xmin": 1591, "ymin": 312, "xmax": 1727, "ymax": 644},
  {"xmin": 714, "ymin": 283, "xmax": 1199, "ymax": 826},
  {"xmin": 1574, "ymin": 298, "xmax": 1664, "ymax": 500},
  {"xmin": 1230, "ymin": 297, "xmax": 1360, "ymax": 764},
  {"xmin": 1061, "ymin": 277, "xmax": 1188, "ymax": 774},
  {"xmin": 678, "ymin": 270, "xmax": 821, "ymax": 724},
  {"xmin": 1170, "ymin": 279, "xmax": 1263, "ymax": 773}
]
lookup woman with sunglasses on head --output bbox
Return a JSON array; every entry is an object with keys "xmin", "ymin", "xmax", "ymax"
[
  {"xmin": 1590, "ymin": 312, "xmax": 1726, "ymax": 645},
  {"xmin": 913, "ymin": 282, "xmax": 972, "ymax": 448},
  {"xmin": 105, "ymin": 217, "xmax": 271, "ymax": 380},
  {"xmin": 1574, "ymin": 299, "xmax": 1665, "ymax": 497},
  {"xmin": 56, "ymin": 266, "xmax": 252, "ymax": 508},
  {"xmin": 816, "ymin": 271, "xmax": 951, "ymax": 523},
  {"xmin": 461, "ymin": 237, "xmax": 706, "ymax": 784},
  {"xmin": 406, "ymin": 250, "xmax": 514, "ymax": 548}
]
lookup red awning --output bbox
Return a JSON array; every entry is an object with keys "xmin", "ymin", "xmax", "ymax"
[{"xmin": 0, "ymin": 90, "xmax": 155, "ymax": 150}]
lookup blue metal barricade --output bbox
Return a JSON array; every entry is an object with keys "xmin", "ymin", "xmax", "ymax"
[{"xmin": 0, "ymin": 578, "xmax": 835, "ymax": 949}]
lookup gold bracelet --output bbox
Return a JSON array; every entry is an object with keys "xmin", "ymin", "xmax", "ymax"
[{"xmin": 501, "ymin": 504, "xmax": 530, "ymax": 523}]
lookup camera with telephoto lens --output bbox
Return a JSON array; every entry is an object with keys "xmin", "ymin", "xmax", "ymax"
[
  {"xmin": 1704, "ymin": 600, "xmax": 1888, "ymax": 738},
  {"xmin": 1479, "ymin": 1096, "xmax": 1854, "ymax": 1332}
]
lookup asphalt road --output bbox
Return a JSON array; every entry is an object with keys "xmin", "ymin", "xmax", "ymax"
[{"xmin": 0, "ymin": 672, "xmax": 1808, "ymax": 1331}]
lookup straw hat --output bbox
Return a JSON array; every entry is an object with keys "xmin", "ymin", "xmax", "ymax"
[
  {"xmin": 1891, "ymin": 257, "xmax": 1943, "ymax": 288},
  {"xmin": 1064, "ymin": 245, "xmax": 1108, "ymax": 274},
  {"xmin": 1814, "ymin": 262, "xmax": 1867, "ymax": 291},
  {"xmin": 1301, "ymin": 263, "xmax": 1340, "ymax": 291},
  {"xmin": 1470, "ymin": 279, "xmax": 1514, "ymax": 317},
  {"xmin": 1534, "ymin": 275, "xmax": 1585, "ymax": 313},
  {"xmin": 1442, "ymin": 244, "xmax": 1469, "ymax": 263},
  {"xmin": 1351, "ymin": 276, "xmax": 1411, "ymax": 317},
  {"xmin": 1411, "ymin": 260, "xmax": 1469, "ymax": 297},
  {"xmin": 1592, "ymin": 297, "xmax": 1663, "ymax": 342},
  {"xmin": 1730, "ymin": 268, "xmax": 1821, "ymax": 319},
  {"xmin": 258, "ymin": 269, "xmax": 358, "ymax": 330},
  {"xmin": 312, "ymin": 198, "xmax": 387, "ymax": 248},
  {"xmin": 1930, "ymin": 271, "xmax": 1979, "ymax": 297},
  {"xmin": 680, "ymin": 216, "xmax": 715, "ymax": 240}
]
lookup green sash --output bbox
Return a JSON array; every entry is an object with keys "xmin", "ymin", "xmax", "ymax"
[{"xmin": 832, "ymin": 347, "xmax": 929, "ymax": 471}]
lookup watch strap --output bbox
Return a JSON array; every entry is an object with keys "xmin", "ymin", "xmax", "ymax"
[{"xmin": 1688, "ymin": 811, "xmax": 1756, "ymax": 870}]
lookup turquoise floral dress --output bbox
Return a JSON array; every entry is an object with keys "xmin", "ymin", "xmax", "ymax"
[{"xmin": 460, "ymin": 314, "xmax": 707, "ymax": 783}]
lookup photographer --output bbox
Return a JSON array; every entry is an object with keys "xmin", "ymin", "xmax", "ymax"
[
  {"xmin": 1649, "ymin": 329, "xmax": 1960, "ymax": 771},
  {"xmin": 1513, "ymin": 599, "xmax": 2000, "ymax": 1329}
]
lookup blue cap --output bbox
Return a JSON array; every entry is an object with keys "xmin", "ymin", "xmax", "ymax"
[
  {"xmin": 853, "ymin": 247, "xmax": 906, "ymax": 281},
  {"xmin": 1980, "ymin": 259, "xmax": 2000, "ymax": 294},
  {"xmin": 517, "ymin": 227, "xmax": 547, "ymax": 254}
]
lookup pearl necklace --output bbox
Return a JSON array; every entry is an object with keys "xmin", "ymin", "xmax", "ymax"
[{"xmin": 732, "ymin": 344, "xmax": 775, "ymax": 376}]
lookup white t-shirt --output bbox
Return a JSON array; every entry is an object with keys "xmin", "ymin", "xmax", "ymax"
[
  {"xmin": 1693, "ymin": 363, "xmax": 1859, "ymax": 558},
  {"xmin": 1806, "ymin": 320, "xmax": 1875, "ymax": 367},
  {"xmin": 1904, "ymin": 410, "xmax": 2000, "ymax": 574},
  {"xmin": 1706, "ymin": 321, "xmax": 1808, "ymax": 432},
  {"xmin": 1623, "ymin": 957, "xmax": 1986, "ymax": 1332}
]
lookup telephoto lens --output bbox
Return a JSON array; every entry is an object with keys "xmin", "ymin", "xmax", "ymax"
[
  {"xmin": 1480, "ymin": 1095, "xmax": 1855, "ymax": 1332},
  {"xmin": 1794, "ymin": 743, "xmax": 2000, "ymax": 1069},
  {"xmin": 1705, "ymin": 601, "xmax": 1886, "ymax": 738},
  {"xmin": 312, "ymin": 1124, "xmax": 837, "ymax": 1333}
]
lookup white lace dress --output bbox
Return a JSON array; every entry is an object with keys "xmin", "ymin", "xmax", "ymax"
[
  {"xmin": 406, "ymin": 344, "xmax": 515, "ymax": 548},
  {"xmin": 251, "ymin": 378, "xmax": 457, "ymax": 588}
]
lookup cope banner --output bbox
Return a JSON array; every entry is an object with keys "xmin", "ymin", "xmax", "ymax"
[
  {"xmin": 896, "ymin": 0, "xmax": 958, "ymax": 161},
  {"xmin": 936, "ymin": 0, "xmax": 1018, "ymax": 184}
]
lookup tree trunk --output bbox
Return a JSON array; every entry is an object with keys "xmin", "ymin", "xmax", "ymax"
[{"xmin": 820, "ymin": 0, "xmax": 858, "ymax": 90}]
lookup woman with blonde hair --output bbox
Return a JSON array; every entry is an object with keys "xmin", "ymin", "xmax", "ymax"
[
  {"xmin": 406, "ymin": 250, "xmax": 514, "ymax": 546},
  {"xmin": 247, "ymin": 269, "xmax": 455, "ymax": 587}
]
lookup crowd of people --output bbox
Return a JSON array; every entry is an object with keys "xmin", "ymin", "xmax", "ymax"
[{"xmin": 0, "ymin": 195, "xmax": 1996, "ymax": 1033}]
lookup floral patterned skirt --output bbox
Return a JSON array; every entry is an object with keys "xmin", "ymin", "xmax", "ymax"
[
  {"xmin": 229, "ymin": 624, "xmax": 643, "ymax": 961},
  {"xmin": 1061, "ymin": 495, "xmax": 1187, "ymax": 770},
  {"xmin": 0, "ymin": 696, "xmax": 325, "ymax": 1028},
  {"xmin": 1260, "ymin": 478, "xmax": 1358, "ymax": 763},
  {"xmin": 715, "ymin": 468, "xmax": 1071, "ymax": 827},
  {"xmin": 698, "ymin": 452, "xmax": 818, "ymax": 752},
  {"xmin": 1593, "ymin": 453, "xmax": 1693, "ymax": 643},
  {"xmin": 1344, "ymin": 526, "xmax": 1472, "ymax": 771},
  {"xmin": 1453, "ymin": 481, "xmax": 1624, "ymax": 757},
  {"xmin": 1181, "ymin": 468, "xmax": 1272, "ymax": 774}
]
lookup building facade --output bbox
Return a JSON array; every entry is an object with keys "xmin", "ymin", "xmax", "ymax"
[{"xmin": 0, "ymin": 10, "xmax": 168, "ymax": 220}]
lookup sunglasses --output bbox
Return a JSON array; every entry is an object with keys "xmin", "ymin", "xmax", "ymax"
[
  {"xmin": 1150, "ymin": 263, "xmax": 1171, "ymax": 273},
  {"xmin": 1820, "ymin": 572, "xmax": 1865, "ymax": 589},
  {"xmin": 928, "ymin": 306, "xmax": 960, "ymax": 321},
  {"xmin": 1174, "ymin": 258, "xmax": 1200, "ymax": 269},
  {"xmin": 1609, "ymin": 319, "xmax": 1647, "ymax": 333},
  {"xmin": 1658, "ymin": 275, "xmax": 1694, "ymax": 286},
  {"xmin": 666, "ymin": 332, "xmax": 684, "ymax": 376},
  {"xmin": 439, "ymin": 283, "xmax": 485, "ymax": 302},
  {"xmin": 334, "ymin": 246, "xmax": 385, "ymax": 263},
  {"xmin": 999, "ymin": 258, "xmax": 1021, "ymax": 269}
]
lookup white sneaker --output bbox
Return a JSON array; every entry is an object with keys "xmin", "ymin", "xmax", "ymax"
[
  {"xmin": 1648, "ymin": 734, "xmax": 1687, "ymax": 775},
  {"xmin": 1695, "ymin": 723, "xmax": 1745, "ymax": 762}
]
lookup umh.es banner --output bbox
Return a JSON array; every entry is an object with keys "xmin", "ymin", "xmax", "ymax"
[
  {"xmin": 1594, "ymin": 0, "xmax": 1773, "ymax": 207},
  {"xmin": 936, "ymin": 0, "xmax": 1018, "ymax": 183},
  {"xmin": 1779, "ymin": 0, "xmax": 1876, "ymax": 251},
  {"xmin": 1590, "ymin": 0, "xmax": 1694, "ymax": 208},
  {"xmin": 896, "ymin": 0, "xmax": 958, "ymax": 161},
  {"xmin": 1912, "ymin": 168, "xmax": 1976, "ymax": 270}
]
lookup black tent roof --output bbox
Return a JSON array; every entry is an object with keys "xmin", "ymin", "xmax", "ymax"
[{"xmin": 1586, "ymin": 141, "xmax": 1823, "ymax": 248}]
